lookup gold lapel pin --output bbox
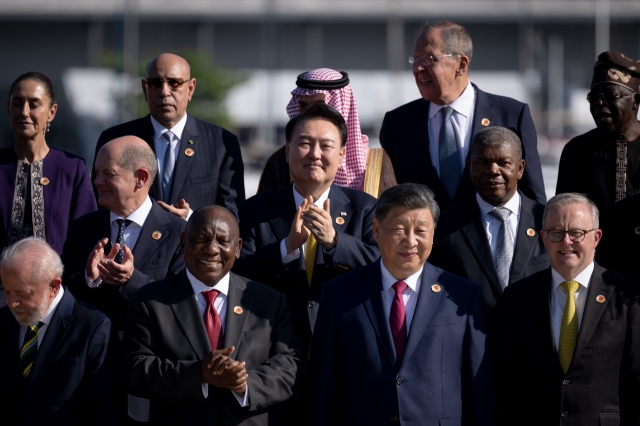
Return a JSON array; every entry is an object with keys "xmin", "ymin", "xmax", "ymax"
[
  {"xmin": 596, "ymin": 295, "xmax": 606, "ymax": 304},
  {"xmin": 233, "ymin": 306, "xmax": 243, "ymax": 315},
  {"xmin": 151, "ymin": 231, "xmax": 162, "ymax": 240},
  {"xmin": 188, "ymin": 139, "xmax": 194, "ymax": 144},
  {"xmin": 635, "ymin": 226, "xmax": 640, "ymax": 235},
  {"xmin": 481, "ymin": 118, "xmax": 490, "ymax": 127},
  {"xmin": 431, "ymin": 284, "xmax": 441, "ymax": 293},
  {"xmin": 335, "ymin": 217, "xmax": 345, "ymax": 225},
  {"xmin": 39, "ymin": 177, "xmax": 50, "ymax": 186},
  {"xmin": 526, "ymin": 228, "xmax": 536, "ymax": 237},
  {"xmin": 185, "ymin": 148, "xmax": 194, "ymax": 157}
]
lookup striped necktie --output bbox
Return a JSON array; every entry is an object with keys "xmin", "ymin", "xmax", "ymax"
[
  {"xmin": 558, "ymin": 280, "xmax": 580, "ymax": 373},
  {"xmin": 20, "ymin": 321, "xmax": 44, "ymax": 378}
]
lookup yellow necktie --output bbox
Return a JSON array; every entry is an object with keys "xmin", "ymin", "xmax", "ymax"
[
  {"xmin": 558, "ymin": 280, "xmax": 580, "ymax": 373},
  {"xmin": 305, "ymin": 233, "xmax": 318, "ymax": 287}
]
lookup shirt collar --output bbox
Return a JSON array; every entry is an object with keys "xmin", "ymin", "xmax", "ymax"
[
  {"xmin": 292, "ymin": 185, "xmax": 331, "ymax": 209},
  {"xmin": 551, "ymin": 261, "xmax": 595, "ymax": 293},
  {"xmin": 428, "ymin": 80, "xmax": 474, "ymax": 120},
  {"xmin": 150, "ymin": 113, "xmax": 188, "ymax": 141},
  {"xmin": 109, "ymin": 196, "xmax": 153, "ymax": 228},
  {"xmin": 476, "ymin": 191, "xmax": 521, "ymax": 220},
  {"xmin": 186, "ymin": 268, "xmax": 230, "ymax": 298},
  {"xmin": 39, "ymin": 286, "xmax": 65, "ymax": 326},
  {"xmin": 380, "ymin": 260, "xmax": 423, "ymax": 294}
]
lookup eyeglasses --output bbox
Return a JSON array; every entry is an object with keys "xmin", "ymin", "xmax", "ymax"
[
  {"xmin": 408, "ymin": 54, "xmax": 458, "ymax": 67},
  {"xmin": 144, "ymin": 77, "xmax": 191, "ymax": 90},
  {"xmin": 586, "ymin": 91, "xmax": 633, "ymax": 104},
  {"xmin": 542, "ymin": 229, "xmax": 597, "ymax": 243}
]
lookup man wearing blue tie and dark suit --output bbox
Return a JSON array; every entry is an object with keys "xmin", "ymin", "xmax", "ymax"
[{"xmin": 309, "ymin": 184, "xmax": 496, "ymax": 426}]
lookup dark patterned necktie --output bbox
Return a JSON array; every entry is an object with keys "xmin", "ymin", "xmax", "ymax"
[
  {"xmin": 162, "ymin": 131, "xmax": 176, "ymax": 202},
  {"xmin": 20, "ymin": 321, "xmax": 44, "ymax": 378},
  {"xmin": 390, "ymin": 281, "xmax": 408, "ymax": 363},
  {"xmin": 489, "ymin": 207, "xmax": 514, "ymax": 289},
  {"xmin": 438, "ymin": 106, "xmax": 461, "ymax": 199},
  {"xmin": 202, "ymin": 290, "xmax": 224, "ymax": 350},
  {"xmin": 115, "ymin": 219, "xmax": 132, "ymax": 264}
]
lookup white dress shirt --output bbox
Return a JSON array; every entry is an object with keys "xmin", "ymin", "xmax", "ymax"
[
  {"xmin": 86, "ymin": 196, "xmax": 153, "ymax": 288},
  {"xmin": 476, "ymin": 192, "xmax": 521, "ymax": 263},
  {"xmin": 186, "ymin": 268, "xmax": 249, "ymax": 407},
  {"xmin": 380, "ymin": 261, "xmax": 423, "ymax": 334},
  {"xmin": 280, "ymin": 185, "xmax": 332, "ymax": 264},
  {"xmin": 151, "ymin": 113, "xmax": 187, "ymax": 180},
  {"xmin": 18, "ymin": 286, "xmax": 65, "ymax": 350},
  {"xmin": 550, "ymin": 262, "xmax": 595, "ymax": 350},
  {"xmin": 428, "ymin": 80, "xmax": 476, "ymax": 176}
]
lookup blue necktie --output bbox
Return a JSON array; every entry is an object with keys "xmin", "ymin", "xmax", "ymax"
[
  {"xmin": 115, "ymin": 219, "xmax": 132, "ymax": 264},
  {"xmin": 438, "ymin": 106, "xmax": 462, "ymax": 199},
  {"xmin": 162, "ymin": 132, "xmax": 176, "ymax": 202},
  {"xmin": 488, "ymin": 207, "xmax": 514, "ymax": 289}
]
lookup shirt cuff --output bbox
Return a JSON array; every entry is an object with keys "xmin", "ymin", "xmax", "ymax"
[
  {"xmin": 280, "ymin": 239, "xmax": 300, "ymax": 265},
  {"xmin": 232, "ymin": 382, "xmax": 249, "ymax": 407},
  {"xmin": 186, "ymin": 208, "xmax": 193, "ymax": 221},
  {"xmin": 85, "ymin": 271, "xmax": 102, "ymax": 288}
]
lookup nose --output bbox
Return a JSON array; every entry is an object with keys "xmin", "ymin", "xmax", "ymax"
[
  {"xmin": 308, "ymin": 143, "xmax": 322, "ymax": 159},
  {"xmin": 160, "ymin": 80, "xmax": 172, "ymax": 96},
  {"xmin": 488, "ymin": 162, "xmax": 500, "ymax": 174},
  {"xmin": 6, "ymin": 294, "xmax": 19, "ymax": 309},
  {"xmin": 20, "ymin": 102, "xmax": 29, "ymax": 117},
  {"xmin": 402, "ymin": 230, "xmax": 418, "ymax": 247},
  {"xmin": 93, "ymin": 173, "xmax": 103, "ymax": 187},
  {"xmin": 202, "ymin": 239, "xmax": 221, "ymax": 254}
]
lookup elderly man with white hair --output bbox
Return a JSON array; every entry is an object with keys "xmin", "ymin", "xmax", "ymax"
[{"xmin": 0, "ymin": 238, "xmax": 120, "ymax": 425}]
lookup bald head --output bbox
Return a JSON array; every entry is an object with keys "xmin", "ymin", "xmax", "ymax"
[
  {"xmin": 186, "ymin": 205, "xmax": 239, "ymax": 237},
  {"xmin": 145, "ymin": 53, "xmax": 191, "ymax": 79}
]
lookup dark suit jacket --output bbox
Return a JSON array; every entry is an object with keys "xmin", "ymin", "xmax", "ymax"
[
  {"xmin": 62, "ymin": 201, "xmax": 185, "ymax": 332},
  {"xmin": 597, "ymin": 194, "xmax": 640, "ymax": 281},
  {"xmin": 430, "ymin": 192, "xmax": 549, "ymax": 313},
  {"xmin": 379, "ymin": 84, "xmax": 546, "ymax": 209},
  {"xmin": 93, "ymin": 113, "xmax": 245, "ymax": 215},
  {"xmin": 122, "ymin": 271, "xmax": 306, "ymax": 426},
  {"xmin": 309, "ymin": 260, "xmax": 496, "ymax": 426},
  {"xmin": 232, "ymin": 184, "xmax": 380, "ymax": 355},
  {"xmin": 0, "ymin": 288, "xmax": 121, "ymax": 425},
  {"xmin": 500, "ymin": 264, "xmax": 640, "ymax": 425}
]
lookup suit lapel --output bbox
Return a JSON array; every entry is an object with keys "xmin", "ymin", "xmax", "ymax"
[
  {"xmin": 132, "ymin": 202, "xmax": 171, "ymax": 267},
  {"xmin": 470, "ymin": 84, "xmax": 494, "ymax": 137},
  {"xmin": 169, "ymin": 272, "xmax": 211, "ymax": 359},
  {"xmin": 168, "ymin": 114, "xmax": 199, "ymax": 204},
  {"xmin": 223, "ymin": 274, "xmax": 250, "ymax": 358},
  {"xmin": 509, "ymin": 195, "xmax": 539, "ymax": 283},
  {"xmin": 361, "ymin": 260, "xmax": 396, "ymax": 366}
]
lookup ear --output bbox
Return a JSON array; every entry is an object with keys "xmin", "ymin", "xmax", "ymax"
[
  {"xmin": 187, "ymin": 78, "xmax": 196, "ymax": 102},
  {"xmin": 285, "ymin": 142, "xmax": 290, "ymax": 164},
  {"xmin": 593, "ymin": 229, "xmax": 603, "ymax": 247},
  {"xmin": 457, "ymin": 55, "xmax": 470, "ymax": 75},
  {"xmin": 135, "ymin": 168, "xmax": 150, "ymax": 188},
  {"xmin": 48, "ymin": 102, "xmax": 58, "ymax": 122},
  {"xmin": 141, "ymin": 79, "xmax": 148, "ymax": 102},
  {"xmin": 235, "ymin": 238, "xmax": 242, "ymax": 259},
  {"xmin": 372, "ymin": 217, "xmax": 380, "ymax": 242},
  {"xmin": 517, "ymin": 159, "xmax": 525, "ymax": 180}
]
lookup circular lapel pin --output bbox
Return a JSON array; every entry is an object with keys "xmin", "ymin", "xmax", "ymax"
[
  {"xmin": 635, "ymin": 226, "xmax": 640, "ymax": 235},
  {"xmin": 526, "ymin": 228, "xmax": 536, "ymax": 237},
  {"xmin": 185, "ymin": 148, "xmax": 194, "ymax": 157},
  {"xmin": 481, "ymin": 118, "xmax": 490, "ymax": 127},
  {"xmin": 39, "ymin": 177, "xmax": 50, "ymax": 186},
  {"xmin": 431, "ymin": 284, "xmax": 441, "ymax": 293},
  {"xmin": 596, "ymin": 295, "xmax": 606, "ymax": 304},
  {"xmin": 151, "ymin": 231, "xmax": 162, "ymax": 240},
  {"xmin": 336, "ymin": 217, "xmax": 345, "ymax": 225},
  {"xmin": 233, "ymin": 306, "xmax": 243, "ymax": 315}
]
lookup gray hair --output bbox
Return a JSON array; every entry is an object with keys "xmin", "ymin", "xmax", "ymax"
[
  {"xmin": 469, "ymin": 126, "xmax": 523, "ymax": 162},
  {"xmin": 419, "ymin": 20, "xmax": 473, "ymax": 62},
  {"xmin": 375, "ymin": 183, "xmax": 440, "ymax": 225},
  {"xmin": 119, "ymin": 143, "xmax": 158, "ymax": 183},
  {"xmin": 0, "ymin": 238, "xmax": 64, "ymax": 284},
  {"xmin": 543, "ymin": 193, "xmax": 600, "ymax": 229}
]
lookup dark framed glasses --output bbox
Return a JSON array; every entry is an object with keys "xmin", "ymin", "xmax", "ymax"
[
  {"xmin": 586, "ymin": 91, "xmax": 633, "ymax": 104},
  {"xmin": 144, "ymin": 77, "xmax": 191, "ymax": 90},
  {"xmin": 542, "ymin": 229, "xmax": 597, "ymax": 243}
]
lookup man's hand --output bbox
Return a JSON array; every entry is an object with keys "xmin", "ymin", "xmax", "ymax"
[
  {"xmin": 201, "ymin": 347, "xmax": 249, "ymax": 392},
  {"xmin": 157, "ymin": 199, "xmax": 190, "ymax": 220},
  {"xmin": 285, "ymin": 196, "xmax": 312, "ymax": 254},
  {"xmin": 86, "ymin": 238, "xmax": 109, "ymax": 282},
  {"xmin": 97, "ymin": 243, "xmax": 135, "ymax": 285},
  {"xmin": 302, "ymin": 198, "xmax": 337, "ymax": 250}
]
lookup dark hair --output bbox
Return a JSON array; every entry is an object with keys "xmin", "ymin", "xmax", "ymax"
[
  {"xmin": 419, "ymin": 21, "xmax": 473, "ymax": 63},
  {"xmin": 9, "ymin": 72, "xmax": 56, "ymax": 105},
  {"xmin": 469, "ymin": 126, "xmax": 523, "ymax": 162},
  {"xmin": 187, "ymin": 205, "xmax": 239, "ymax": 235},
  {"xmin": 375, "ymin": 183, "xmax": 440, "ymax": 225},
  {"xmin": 285, "ymin": 103, "xmax": 348, "ymax": 147}
]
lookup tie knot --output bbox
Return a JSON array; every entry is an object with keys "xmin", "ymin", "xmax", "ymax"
[
  {"xmin": 393, "ymin": 281, "xmax": 408, "ymax": 294},
  {"xmin": 489, "ymin": 207, "xmax": 510, "ymax": 223},
  {"xmin": 162, "ymin": 131, "xmax": 174, "ymax": 143},
  {"xmin": 202, "ymin": 289, "xmax": 220, "ymax": 305},
  {"xmin": 116, "ymin": 219, "xmax": 132, "ymax": 230},
  {"xmin": 561, "ymin": 280, "xmax": 580, "ymax": 295},
  {"xmin": 30, "ymin": 321, "xmax": 44, "ymax": 332},
  {"xmin": 441, "ymin": 106, "xmax": 454, "ymax": 120}
]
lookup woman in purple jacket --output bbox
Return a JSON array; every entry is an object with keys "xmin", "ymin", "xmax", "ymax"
[{"xmin": 0, "ymin": 72, "xmax": 96, "ymax": 255}]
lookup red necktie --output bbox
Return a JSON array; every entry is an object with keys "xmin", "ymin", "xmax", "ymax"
[
  {"xmin": 202, "ymin": 289, "xmax": 224, "ymax": 350},
  {"xmin": 390, "ymin": 281, "xmax": 408, "ymax": 363}
]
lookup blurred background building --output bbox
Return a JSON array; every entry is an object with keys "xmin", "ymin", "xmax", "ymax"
[{"xmin": 1, "ymin": 0, "xmax": 638, "ymax": 196}]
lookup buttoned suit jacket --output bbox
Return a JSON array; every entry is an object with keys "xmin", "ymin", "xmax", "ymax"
[
  {"xmin": 379, "ymin": 84, "xmax": 546, "ymax": 210},
  {"xmin": 62, "ymin": 201, "xmax": 185, "ymax": 333},
  {"xmin": 500, "ymin": 264, "xmax": 640, "ymax": 425},
  {"xmin": 0, "ymin": 288, "xmax": 121, "ymax": 425},
  {"xmin": 309, "ymin": 259, "xmax": 496, "ymax": 426},
  {"xmin": 232, "ymin": 184, "xmax": 380, "ymax": 355},
  {"xmin": 93, "ymin": 113, "xmax": 245, "ymax": 216},
  {"xmin": 121, "ymin": 271, "xmax": 306, "ymax": 426}
]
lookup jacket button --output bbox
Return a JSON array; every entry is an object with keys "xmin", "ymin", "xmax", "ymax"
[
  {"xmin": 562, "ymin": 379, "xmax": 569, "ymax": 386},
  {"xmin": 561, "ymin": 411, "xmax": 568, "ymax": 418},
  {"xmin": 390, "ymin": 416, "xmax": 399, "ymax": 423},
  {"xmin": 396, "ymin": 377, "xmax": 404, "ymax": 385},
  {"xmin": 307, "ymin": 302, "xmax": 315, "ymax": 309}
]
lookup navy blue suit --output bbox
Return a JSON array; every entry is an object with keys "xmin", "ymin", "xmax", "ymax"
[
  {"xmin": 0, "ymin": 288, "xmax": 121, "ymax": 425},
  {"xmin": 379, "ymin": 84, "xmax": 546, "ymax": 209},
  {"xmin": 93, "ymin": 113, "xmax": 245, "ymax": 216},
  {"xmin": 233, "ymin": 184, "xmax": 379, "ymax": 357},
  {"xmin": 309, "ymin": 259, "xmax": 496, "ymax": 426}
]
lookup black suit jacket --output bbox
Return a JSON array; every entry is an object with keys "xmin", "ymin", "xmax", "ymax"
[
  {"xmin": 430, "ymin": 192, "xmax": 549, "ymax": 313},
  {"xmin": 379, "ymin": 84, "xmax": 546, "ymax": 209},
  {"xmin": 500, "ymin": 264, "xmax": 640, "ymax": 425},
  {"xmin": 93, "ymin": 113, "xmax": 245, "ymax": 215},
  {"xmin": 0, "ymin": 289, "xmax": 121, "ymax": 425},
  {"xmin": 122, "ymin": 271, "xmax": 306, "ymax": 426},
  {"xmin": 62, "ymin": 201, "xmax": 185, "ymax": 332},
  {"xmin": 232, "ymin": 184, "xmax": 380, "ymax": 355}
]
